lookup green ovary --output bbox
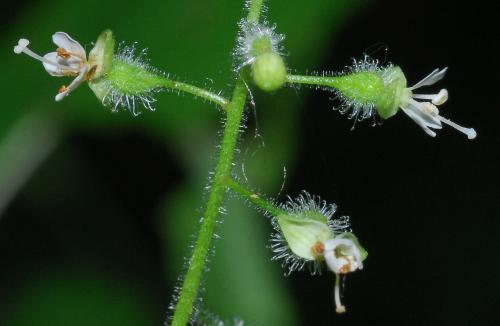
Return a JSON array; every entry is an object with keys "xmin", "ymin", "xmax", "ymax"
[
  {"xmin": 88, "ymin": 60, "xmax": 164, "ymax": 103},
  {"xmin": 327, "ymin": 72, "xmax": 385, "ymax": 105},
  {"xmin": 322, "ymin": 67, "xmax": 408, "ymax": 120},
  {"xmin": 105, "ymin": 60, "xmax": 164, "ymax": 94}
]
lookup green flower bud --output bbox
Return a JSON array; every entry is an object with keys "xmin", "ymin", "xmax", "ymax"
[
  {"xmin": 251, "ymin": 52, "xmax": 287, "ymax": 92},
  {"xmin": 234, "ymin": 19, "xmax": 287, "ymax": 91}
]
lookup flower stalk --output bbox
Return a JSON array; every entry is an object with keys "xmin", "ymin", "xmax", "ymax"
[{"xmin": 223, "ymin": 177, "xmax": 285, "ymax": 217}]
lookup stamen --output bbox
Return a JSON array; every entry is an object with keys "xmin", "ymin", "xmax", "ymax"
[
  {"xmin": 58, "ymin": 85, "xmax": 69, "ymax": 93},
  {"xmin": 312, "ymin": 241, "xmax": 325, "ymax": 256},
  {"xmin": 334, "ymin": 274, "xmax": 346, "ymax": 314},
  {"xmin": 57, "ymin": 47, "xmax": 72, "ymax": 59},
  {"xmin": 432, "ymin": 89, "xmax": 448, "ymax": 105},
  {"xmin": 421, "ymin": 102, "xmax": 438, "ymax": 115},
  {"xmin": 55, "ymin": 66, "xmax": 88, "ymax": 101},
  {"xmin": 412, "ymin": 89, "xmax": 449, "ymax": 105},
  {"xmin": 437, "ymin": 116, "xmax": 477, "ymax": 139}
]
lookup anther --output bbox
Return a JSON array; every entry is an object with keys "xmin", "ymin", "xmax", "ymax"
[{"xmin": 57, "ymin": 47, "xmax": 72, "ymax": 59}]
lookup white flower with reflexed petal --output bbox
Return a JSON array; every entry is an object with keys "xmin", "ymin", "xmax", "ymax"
[
  {"xmin": 399, "ymin": 67, "xmax": 477, "ymax": 139},
  {"xmin": 318, "ymin": 234, "xmax": 365, "ymax": 314},
  {"xmin": 13, "ymin": 32, "xmax": 93, "ymax": 102}
]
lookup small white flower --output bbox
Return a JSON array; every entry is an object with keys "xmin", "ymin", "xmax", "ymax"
[
  {"xmin": 400, "ymin": 68, "xmax": 477, "ymax": 139},
  {"xmin": 318, "ymin": 235, "xmax": 364, "ymax": 314},
  {"xmin": 13, "ymin": 32, "xmax": 93, "ymax": 102}
]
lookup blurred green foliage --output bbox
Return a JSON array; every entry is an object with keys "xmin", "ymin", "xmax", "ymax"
[{"xmin": 0, "ymin": 0, "xmax": 367, "ymax": 324}]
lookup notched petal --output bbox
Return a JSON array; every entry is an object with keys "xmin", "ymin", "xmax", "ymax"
[
  {"xmin": 52, "ymin": 32, "xmax": 86, "ymax": 60},
  {"xmin": 409, "ymin": 67, "xmax": 448, "ymax": 90},
  {"xmin": 42, "ymin": 52, "xmax": 65, "ymax": 76}
]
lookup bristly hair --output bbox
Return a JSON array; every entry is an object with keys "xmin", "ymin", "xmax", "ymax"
[
  {"xmin": 270, "ymin": 191, "xmax": 351, "ymax": 276},
  {"xmin": 100, "ymin": 43, "xmax": 161, "ymax": 116},
  {"xmin": 233, "ymin": 18, "xmax": 285, "ymax": 72},
  {"xmin": 333, "ymin": 55, "xmax": 393, "ymax": 127}
]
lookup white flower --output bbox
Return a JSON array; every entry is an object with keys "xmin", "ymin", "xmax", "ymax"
[
  {"xmin": 14, "ymin": 32, "xmax": 92, "ymax": 102},
  {"xmin": 321, "ymin": 236, "xmax": 364, "ymax": 314},
  {"xmin": 400, "ymin": 67, "xmax": 477, "ymax": 139}
]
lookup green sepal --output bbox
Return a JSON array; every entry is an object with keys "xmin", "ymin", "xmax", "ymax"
[
  {"xmin": 276, "ymin": 212, "xmax": 334, "ymax": 261},
  {"xmin": 375, "ymin": 66, "xmax": 407, "ymax": 119},
  {"xmin": 88, "ymin": 29, "xmax": 115, "ymax": 80},
  {"xmin": 87, "ymin": 78, "xmax": 109, "ymax": 104}
]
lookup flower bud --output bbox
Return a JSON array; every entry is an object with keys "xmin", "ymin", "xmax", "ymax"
[
  {"xmin": 251, "ymin": 52, "xmax": 287, "ymax": 92},
  {"xmin": 234, "ymin": 19, "xmax": 287, "ymax": 91}
]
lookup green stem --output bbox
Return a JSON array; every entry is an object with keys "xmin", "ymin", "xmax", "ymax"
[
  {"xmin": 223, "ymin": 177, "xmax": 285, "ymax": 217},
  {"xmin": 171, "ymin": 2, "xmax": 266, "ymax": 324},
  {"xmin": 162, "ymin": 79, "xmax": 229, "ymax": 108}
]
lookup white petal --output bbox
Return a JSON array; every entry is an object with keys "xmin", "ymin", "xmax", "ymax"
[
  {"xmin": 408, "ymin": 101, "xmax": 442, "ymax": 129},
  {"xmin": 324, "ymin": 250, "xmax": 343, "ymax": 273},
  {"xmin": 43, "ymin": 52, "xmax": 65, "ymax": 76},
  {"xmin": 409, "ymin": 67, "xmax": 448, "ymax": 90},
  {"xmin": 52, "ymin": 32, "xmax": 86, "ymax": 60},
  {"xmin": 401, "ymin": 106, "xmax": 437, "ymax": 137}
]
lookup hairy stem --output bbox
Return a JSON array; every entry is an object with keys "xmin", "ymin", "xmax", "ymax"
[
  {"xmin": 170, "ymin": 1, "xmax": 266, "ymax": 324},
  {"xmin": 161, "ymin": 79, "xmax": 229, "ymax": 108},
  {"xmin": 170, "ymin": 2, "xmax": 266, "ymax": 324},
  {"xmin": 247, "ymin": 0, "xmax": 265, "ymax": 22},
  {"xmin": 286, "ymin": 74, "xmax": 343, "ymax": 88},
  {"xmin": 224, "ymin": 177, "xmax": 285, "ymax": 217},
  {"xmin": 171, "ymin": 80, "xmax": 247, "ymax": 326}
]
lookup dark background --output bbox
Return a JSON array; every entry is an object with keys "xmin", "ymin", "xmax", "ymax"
[{"xmin": 0, "ymin": 0, "xmax": 498, "ymax": 325}]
